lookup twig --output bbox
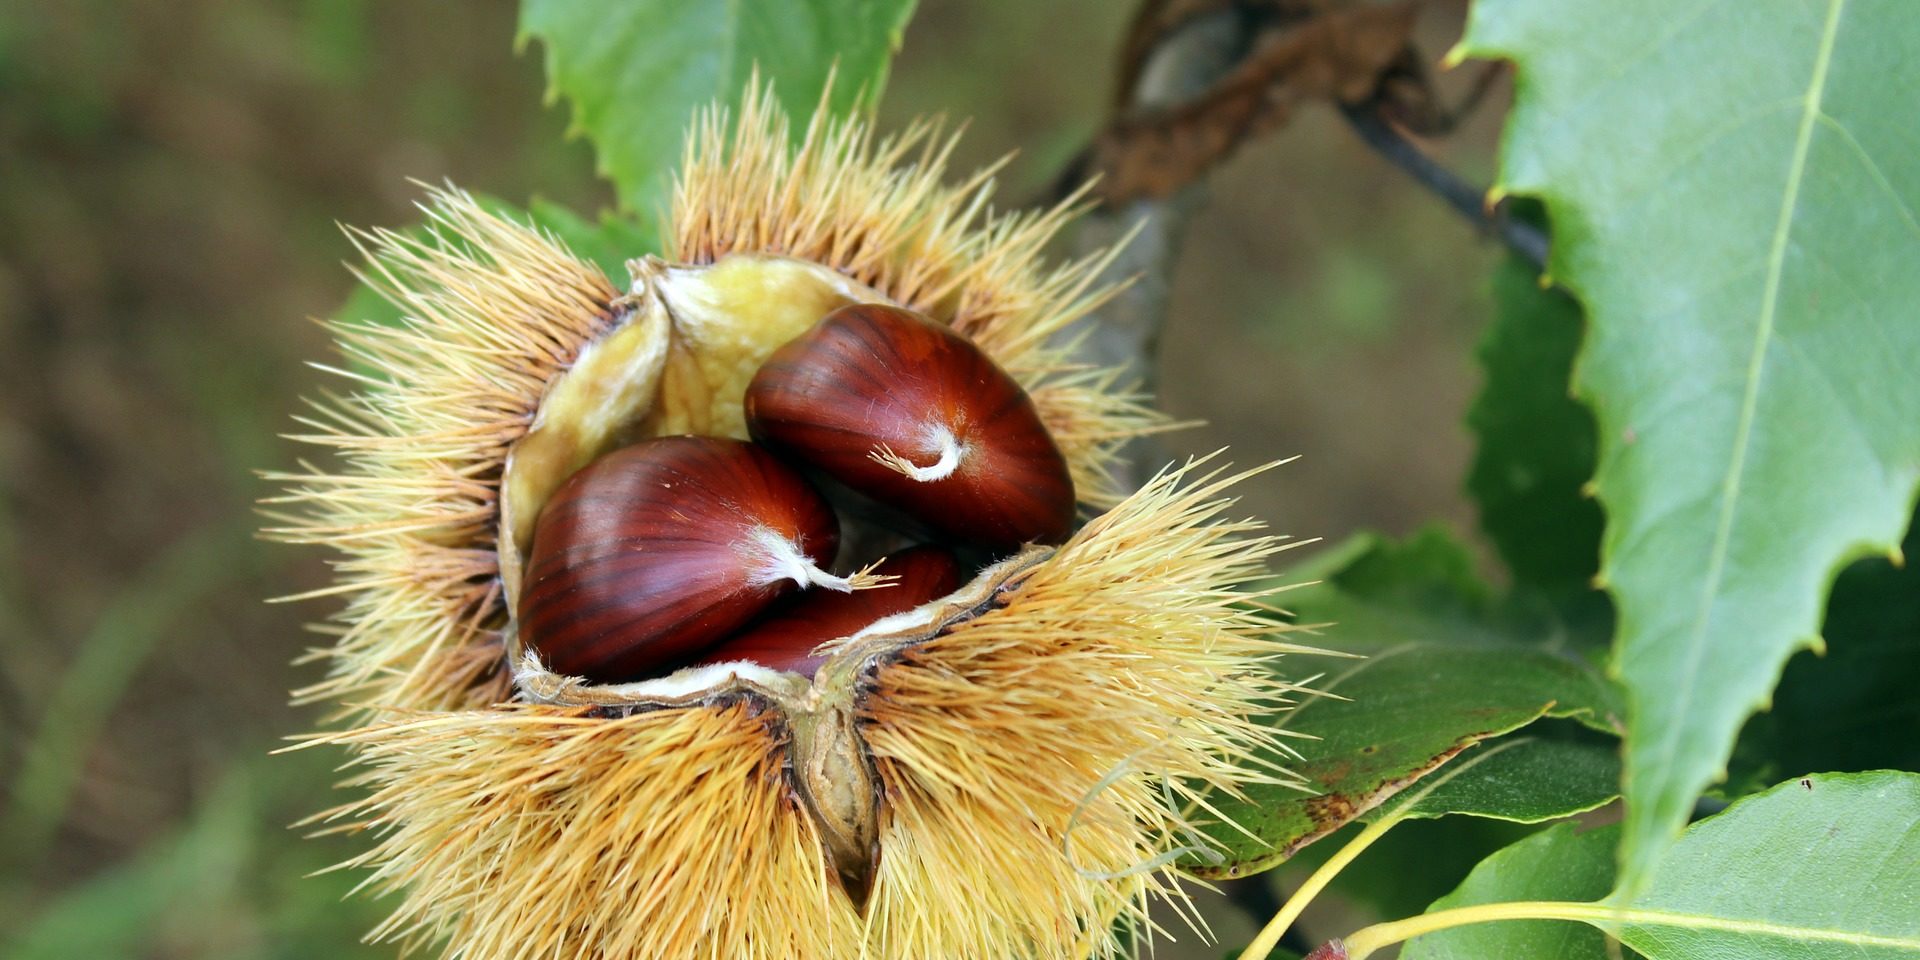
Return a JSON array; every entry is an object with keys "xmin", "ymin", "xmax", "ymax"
[
  {"xmin": 1337, "ymin": 101, "xmax": 1548, "ymax": 269},
  {"xmin": 1057, "ymin": 1, "xmax": 1546, "ymax": 493},
  {"xmin": 1058, "ymin": 7, "xmax": 1252, "ymax": 490}
]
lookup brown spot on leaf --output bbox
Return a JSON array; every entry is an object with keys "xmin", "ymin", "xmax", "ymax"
[
  {"xmin": 1191, "ymin": 741, "xmax": 1472, "ymax": 879},
  {"xmin": 1305, "ymin": 791, "xmax": 1359, "ymax": 825},
  {"xmin": 1314, "ymin": 759, "xmax": 1354, "ymax": 782}
]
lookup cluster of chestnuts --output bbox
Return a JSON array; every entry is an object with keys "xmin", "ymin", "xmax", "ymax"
[{"xmin": 518, "ymin": 303, "xmax": 1076, "ymax": 684}]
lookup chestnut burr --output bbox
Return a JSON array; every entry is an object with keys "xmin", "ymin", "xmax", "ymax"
[
  {"xmin": 691, "ymin": 545, "xmax": 964, "ymax": 677},
  {"xmin": 745, "ymin": 303, "xmax": 1076, "ymax": 550},
  {"xmin": 518, "ymin": 435, "xmax": 884, "ymax": 683}
]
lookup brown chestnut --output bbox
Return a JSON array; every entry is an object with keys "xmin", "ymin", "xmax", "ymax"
[
  {"xmin": 690, "ymin": 545, "xmax": 964, "ymax": 677},
  {"xmin": 518, "ymin": 435, "xmax": 885, "ymax": 683},
  {"xmin": 745, "ymin": 303, "xmax": 1076, "ymax": 550}
]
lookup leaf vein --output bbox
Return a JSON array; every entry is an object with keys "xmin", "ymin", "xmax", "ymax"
[
  {"xmin": 1814, "ymin": 110, "xmax": 1920, "ymax": 246},
  {"xmin": 1653, "ymin": 0, "xmax": 1848, "ymax": 782}
]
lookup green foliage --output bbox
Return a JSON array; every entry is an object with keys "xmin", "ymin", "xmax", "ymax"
[
  {"xmin": 1276, "ymin": 817, "xmax": 1540, "ymax": 933},
  {"xmin": 1466, "ymin": 253, "xmax": 1605, "ymax": 621},
  {"xmin": 1195, "ymin": 531, "xmax": 1621, "ymax": 878},
  {"xmin": 2, "ymin": 528, "xmax": 246, "ymax": 872},
  {"xmin": 1605, "ymin": 771, "xmax": 1920, "ymax": 957},
  {"xmin": 521, "ymin": 196, "xmax": 660, "ymax": 280},
  {"xmin": 8, "ymin": 775, "xmax": 259, "ymax": 960},
  {"xmin": 1400, "ymin": 822, "xmax": 1618, "ymax": 960},
  {"xmin": 6, "ymin": 754, "xmax": 380, "ymax": 960},
  {"xmin": 1395, "ymin": 773, "xmax": 1920, "ymax": 960},
  {"xmin": 1462, "ymin": 0, "xmax": 1920, "ymax": 891},
  {"xmin": 1389, "ymin": 737, "xmax": 1618, "ymax": 824},
  {"xmin": 519, "ymin": 0, "xmax": 919, "ymax": 214},
  {"xmin": 1730, "ymin": 512, "xmax": 1920, "ymax": 789}
]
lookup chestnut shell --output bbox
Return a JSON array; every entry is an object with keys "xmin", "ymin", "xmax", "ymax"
[
  {"xmin": 690, "ymin": 545, "xmax": 963, "ymax": 677},
  {"xmin": 518, "ymin": 436, "xmax": 841, "ymax": 683},
  {"xmin": 745, "ymin": 303, "xmax": 1076, "ymax": 550}
]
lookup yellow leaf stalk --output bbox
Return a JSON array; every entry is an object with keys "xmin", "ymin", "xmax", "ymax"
[{"xmin": 270, "ymin": 84, "xmax": 1308, "ymax": 960}]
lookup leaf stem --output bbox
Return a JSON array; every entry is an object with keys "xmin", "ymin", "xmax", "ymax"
[
  {"xmin": 1340, "ymin": 898, "xmax": 1920, "ymax": 958},
  {"xmin": 1340, "ymin": 900, "xmax": 1606, "ymax": 958},
  {"xmin": 1233, "ymin": 738, "xmax": 1538, "ymax": 960},
  {"xmin": 1234, "ymin": 815, "xmax": 1400, "ymax": 960}
]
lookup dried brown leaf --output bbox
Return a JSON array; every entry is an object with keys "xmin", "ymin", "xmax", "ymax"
[{"xmin": 1093, "ymin": 1, "xmax": 1422, "ymax": 203}]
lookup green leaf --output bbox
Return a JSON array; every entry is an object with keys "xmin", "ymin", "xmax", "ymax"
[
  {"xmin": 1278, "ymin": 817, "xmax": 1541, "ymax": 928},
  {"xmin": 1390, "ymin": 736, "xmax": 1619, "ymax": 824},
  {"xmin": 1271, "ymin": 735, "xmax": 1616, "ymax": 940},
  {"xmin": 1313, "ymin": 529, "xmax": 1621, "ymax": 691},
  {"xmin": 524, "ymin": 196, "xmax": 659, "ymax": 281},
  {"xmin": 1191, "ymin": 643, "xmax": 1585, "ymax": 880},
  {"xmin": 1730, "ymin": 510, "xmax": 1920, "ymax": 789},
  {"xmin": 1401, "ymin": 822, "xmax": 1618, "ymax": 960},
  {"xmin": 1462, "ymin": 0, "xmax": 1920, "ymax": 890},
  {"xmin": 520, "ymin": 0, "xmax": 919, "ymax": 213},
  {"xmin": 1194, "ymin": 533, "xmax": 1621, "ymax": 879},
  {"xmin": 1322, "ymin": 526, "xmax": 1495, "ymax": 622},
  {"xmin": 1466, "ymin": 254, "xmax": 1606, "ymax": 615},
  {"xmin": 1367, "ymin": 773, "xmax": 1920, "ymax": 960},
  {"xmin": 1609, "ymin": 771, "xmax": 1920, "ymax": 958}
]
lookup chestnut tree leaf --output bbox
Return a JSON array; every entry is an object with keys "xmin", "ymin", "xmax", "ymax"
[
  {"xmin": 1462, "ymin": 0, "xmax": 1920, "ymax": 892},
  {"xmin": 523, "ymin": 196, "xmax": 660, "ymax": 281},
  {"xmin": 1384, "ymin": 736, "xmax": 1619, "ymax": 825},
  {"xmin": 1728, "ymin": 508, "xmax": 1920, "ymax": 791},
  {"xmin": 1275, "ymin": 817, "xmax": 1542, "ymax": 933},
  {"xmin": 1603, "ymin": 771, "xmax": 1920, "ymax": 958},
  {"xmin": 519, "ymin": 0, "xmax": 918, "ymax": 214},
  {"xmin": 1404, "ymin": 773, "xmax": 1920, "ymax": 960},
  {"xmin": 1191, "ymin": 532, "xmax": 1622, "ymax": 879},
  {"xmin": 1400, "ymin": 822, "xmax": 1618, "ymax": 960},
  {"xmin": 1466, "ymin": 253, "xmax": 1607, "ymax": 626}
]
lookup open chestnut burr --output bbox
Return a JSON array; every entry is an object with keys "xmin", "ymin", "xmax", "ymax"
[
  {"xmin": 744, "ymin": 302, "xmax": 1078, "ymax": 551},
  {"xmin": 279, "ymin": 95, "xmax": 1297, "ymax": 960}
]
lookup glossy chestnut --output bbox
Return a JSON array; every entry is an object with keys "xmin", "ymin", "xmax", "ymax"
[
  {"xmin": 745, "ymin": 303, "xmax": 1076, "ymax": 550},
  {"xmin": 517, "ymin": 435, "xmax": 883, "ymax": 683},
  {"xmin": 691, "ymin": 545, "xmax": 964, "ymax": 677}
]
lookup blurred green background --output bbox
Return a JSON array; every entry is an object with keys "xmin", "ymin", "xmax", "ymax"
[{"xmin": 0, "ymin": 0, "xmax": 1506, "ymax": 955}]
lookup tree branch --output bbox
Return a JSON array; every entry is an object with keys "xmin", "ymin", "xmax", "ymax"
[
  {"xmin": 1059, "ymin": 8, "xmax": 1253, "ymax": 489},
  {"xmin": 1056, "ymin": 2, "xmax": 1546, "ymax": 492},
  {"xmin": 1337, "ymin": 100, "xmax": 1548, "ymax": 269}
]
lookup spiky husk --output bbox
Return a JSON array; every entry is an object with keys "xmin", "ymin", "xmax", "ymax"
[
  {"xmin": 310, "ymin": 702, "xmax": 860, "ymax": 960},
  {"xmin": 273, "ymin": 84, "xmax": 1303, "ymax": 960},
  {"xmin": 302, "ymin": 463, "xmax": 1301, "ymax": 959},
  {"xmin": 860, "ymin": 460, "xmax": 1300, "ymax": 955},
  {"xmin": 268, "ymin": 197, "xmax": 620, "ymax": 713}
]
